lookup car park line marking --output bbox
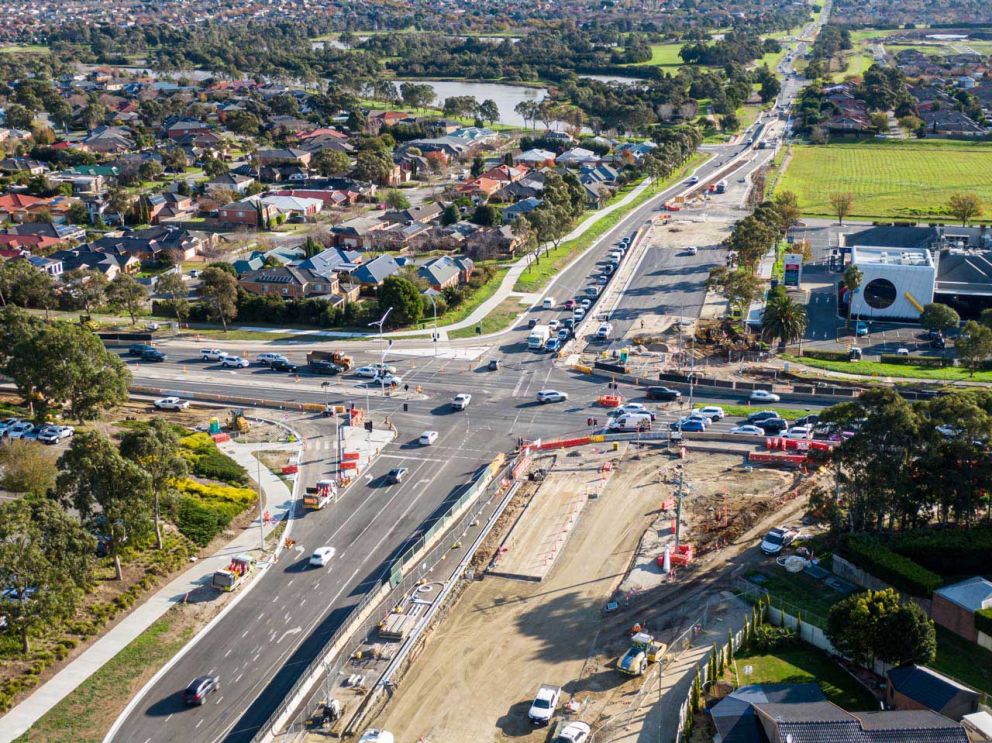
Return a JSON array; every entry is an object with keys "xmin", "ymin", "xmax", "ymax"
[
  {"xmin": 164, "ymin": 715, "xmax": 173, "ymax": 724},
  {"xmin": 215, "ymin": 696, "xmax": 223, "ymax": 705},
  {"xmin": 224, "ymin": 648, "xmax": 232, "ymax": 658},
  {"xmin": 196, "ymin": 720, "xmax": 203, "ymax": 729},
  {"xmin": 234, "ymin": 673, "xmax": 243, "ymax": 684},
  {"xmin": 241, "ymin": 629, "xmax": 249, "ymax": 638}
]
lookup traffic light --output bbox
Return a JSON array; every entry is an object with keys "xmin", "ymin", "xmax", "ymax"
[
  {"xmin": 364, "ymin": 420, "xmax": 373, "ymax": 432},
  {"xmin": 476, "ymin": 325, "xmax": 482, "ymax": 335}
]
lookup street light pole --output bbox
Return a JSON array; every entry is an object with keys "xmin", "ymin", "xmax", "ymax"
[
  {"xmin": 367, "ymin": 307, "xmax": 393, "ymax": 441},
  {"xmin": 428, "ymin": 294, "xmax": 438, "ymax": 359}
]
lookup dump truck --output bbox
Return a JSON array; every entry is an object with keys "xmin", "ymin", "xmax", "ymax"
[
  {"xmin": 617, "ymin": 632, "xmax": 666, "ymax": 676},
  {"xmin": 212, "ymin": 554, "xmax": 256, "ymax": 592},
  {"xmin": 304, "ymin": 479, "xmax": 337, "ymax": 510},
  {"xmin": 307, "ymin": 350, "xmax": 354, "ymax": 372}
]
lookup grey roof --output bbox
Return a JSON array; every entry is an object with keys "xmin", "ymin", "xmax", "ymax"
[
  {"xmin": 711, "ymin": 684, "xmax": 825, "ymax": 743},
  {"xmin": 888, "ymin": 665, "xmax": 977, "ymax": 711},
  {"xmin": 848, "ymin": 226, "xmax": 939, "ymax": 251},
  {"xmin": 352, "ymin": 254, "xmax": 400, "ymax": 285},
  {"xmin": 934, "ymin": 576, "xmax": 992, "ymax": 612},
  {"xmin": 296, "ymin": 247, "xmax": 362, "ymax": 278}
]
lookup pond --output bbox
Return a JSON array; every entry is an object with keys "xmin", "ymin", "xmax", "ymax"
[
  {"xmin": 392, "ymin": 79, "xmax": 548, "ymax": 127},
  {"xmin": 580, "ymin": 74, "xmax": 643, "ymax": 85}
]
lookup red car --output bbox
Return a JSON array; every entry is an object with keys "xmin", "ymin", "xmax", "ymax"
[{"xmin": 564, "ymin": 298, "xmax": 576, "ymax": 310}]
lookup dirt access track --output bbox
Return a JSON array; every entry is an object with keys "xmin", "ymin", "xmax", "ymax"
[{"xmin": 370, "ymin": 446, "xmax": 810, "ymax": 743}]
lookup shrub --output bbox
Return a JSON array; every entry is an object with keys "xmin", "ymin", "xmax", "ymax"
[
  {"xmin": 750, "ymin": 624, "xmax": 796, "ymax": 652},
  {"xmin": 178, "ymin": 433, "xmax": 248, "ymax": 485},
  {"xmin": 976, "ymin": 608, "xmax": 992, "ymax": 638},
  {"xmin": 888, "ymin": 527, "xmax": 992, "ymax": 576},
  {"xmin": 845, "ymin": 535, "xmax": 942, "ymax": 597},
  {"xmin": 802, "ymin": 349, "xmax": 850, "ymax": 362},
  {"xmin": 174, "ymin": 495, "xmax": 243, "ymax": 546},
  {"xmin": 879, "ymin": 354, "xmax": 953, "ymax": 368}
]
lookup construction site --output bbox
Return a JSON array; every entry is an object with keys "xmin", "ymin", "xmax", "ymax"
[{"xmin": 361, "ymin": 440, "xmax": 822, "ymax": 743}]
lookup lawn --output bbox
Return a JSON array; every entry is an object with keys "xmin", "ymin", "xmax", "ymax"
[
  {"xmin": 627, "ymin": 42, "xmax": 686, "ymax": 68},
  {"xmin": 513, "ymin": 152, "xmax": 710, "ymax": 293},
  {"xmin": 719, "ymin": 405, "xmax": 810, "ymax": 420},
  {"xmin": 734, "ymin": 645, "xmax": 878, "ymax": 709},
  {"xmin": 448, "ymin": 296, "xmax": 523, "ymax": 339},
  {"xmin": 745, "ymin": 568, "xmax": 839, "ymax": 628},
  {"xmin": 16, "ymin": 611, "xmax": 195, "ymax": 743},
  {"xmin": 781, "ymin": 353, "xmax": 992, "ymax": 382},
  {"xmin": 775, "ymin": 140, "xmax": 992, "ymax": 222},
  {"xmin": 0, "ymin": 45, "xmax": 49, "ymax": 54},
  {"xmin": 931, "ymin": 626, "xmax": 992, "ymax": 695},
  {"xmin": 431, "ymin": 266, "xmax": 510, "ymax": 328}
]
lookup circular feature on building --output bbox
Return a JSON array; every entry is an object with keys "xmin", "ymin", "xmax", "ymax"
[{"xmin": 863, "ymin": 278, "xmax": 897, "ymax": 310}]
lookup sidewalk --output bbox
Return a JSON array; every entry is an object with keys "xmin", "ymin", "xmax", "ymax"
[{"xmin": 0, "ymin": 437, "xmax": 302, "ymax": 742}]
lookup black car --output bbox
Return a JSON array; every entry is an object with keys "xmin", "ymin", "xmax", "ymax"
[
  {"xmin": 747, "ymin": 410, "xmax": 780, "ymax": 423},
  {"xmin": 795, "ymin": 414, "xmax": 819, "ymax": 427},
  {"xmin": 270, "ymin": 359, "xmax": 298, "ymax": 373},
  {"xmin": 309, "ymin": 360, "xmax": 343, "ymax": 375},
  {"xmin": 931, "ymin": 336, "xmax": 946, "ymax": 349},
  {"xmin": 756, "ymin": 417, "xmax": 788, "ymax": 434},
  {"xmin": 140, "ymin": 348, "xmax": 166, "ymax": 362},
  {"xmin": 527, "ymin": 318, "xmax": 539, "ymax": 329},
  {"xmin": 183, "ymin": 675, "xmax": 220, "ymax": 706},
  {"xmin": 386, "ymin": 467, "xmax": 408, "ymax": 484},
  {"xmin": 562, "ymin": 317, "xmax": 575, "ymax": 329},
  {"xmin": 127, "ymin": 343, "xmax": 155, "ymax": 356},
  {"xmin": 646, "ymin": 386, "xmax": 681, "ymax": 402}
]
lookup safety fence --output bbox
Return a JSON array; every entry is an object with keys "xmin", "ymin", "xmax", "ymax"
[{"xmin": 255, "ymin": 452, "xmax": 516, "ymax": 742}]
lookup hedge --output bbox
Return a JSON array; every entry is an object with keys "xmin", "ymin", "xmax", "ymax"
[
  {"xmin": 889, "ymin": 527, "xmax": 992, "ymax": 576},
  {"xmin": 845, "ymin": 534, "xmax": 942, "ymax": 597},
  {"xmin": 172, "ymin": 479, "xmax": 256, "ymax": 546},
  {"xmin": 977, "ymin": 608, "xmax": 992, "ymax": 638},
  {"xmin": 179, "ymin": 433, "xmax": 248, "ymax": 485},
  {"xmin": 802, "ymin": 349, "xmax": 850, "ymax": 362},
  {"xmin": 879, "ymin": 354, "xmax": 953, "ymax": 368}
]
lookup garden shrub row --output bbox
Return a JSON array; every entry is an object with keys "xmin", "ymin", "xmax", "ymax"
[
  {"xmin": 888, "ymin": 527, "xmax": 992, "ymax": 576},
  {"xmin": 179, "ymin": 433, "xmax": 248, "ymax": 485},
  {"xmin": 802, "ymin": 349, "xmax": 850, "ymax": 362},
  {"xmin": 844, "ymin": 534, "xmax": 942, "ymax": 597},
  {"xmin": 171, "ymin": 479, "xmax": 256, "ymax": 546},
  {"xmin": 879, "ymin": 354, "xmax": 953, "ymax": 368}
]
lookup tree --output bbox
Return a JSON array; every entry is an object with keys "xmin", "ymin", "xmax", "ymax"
[
  {"xmin": 399, "ymin": 81, "xmax": 435, "ymax": 110},
  {"xmin": 472, "ymin": 203, "xmax": 502, "ymax": 227},
  {"xmin": 138, "ymin": 160, "xmax": 163, "ymax": 183},
  {"xmin": 353, "ymin": 148, "xmax": 394, "ymax": 184},
  {"xmin": 842, "ymin": 263, "xmax": 863, "ymax": 329},
  {"xmin": 106, "ymin": 272, "xmax": 148, "ymax": 324},
  {"xmin": 919, "ymin": 303, "xmax": 959, "ymax": 336},
  {"xmin": 62, "ymin": 268, "xmax": 109, "ymax": 313},
  {"xmin": 120, "ymin": 419, "xmax": 187, "ymax": 550},
  {"xmin": 378, "ymin": 275, "xmax": 423, "ymax": 327},
  {"xmin": 313, "ymin": 149, "xmax": 351, "ymax": 177},
  {"xmin": 726, "ymin": 215, "xmax": 779, "ymax": 269},
  {"xmin": 7, "ymin": 322, "xmax": 130, "ymax": 420},
  {"xmin": 156, "ymin": 271, "xmax": 190, "ymax": 325},
  {"xmin": 956, "ymin": 320, "xmax": 992, "ymax": 375},
  {"xmin": 772, "ymin": 191, "xmax": 801, "ymax": 234},
  {"xmin": 0, "ymin": 258, "xmax": 56, "ymax": 313},
  {"xmin": 827, "ymin": 588, "xmax": 935, "ymax": 668},
  {"xmin": 384, "ymin": 189, "xmax": 411, "ymax": 210},
  {"xmin": 55, "ymin": 431, "xmax": 153, "ymax": 580},
  {"xmin": 440, "ymin": 204, "xmax": 459, "ymax": 226},
  {"xmin": 761, "ymin": 295, "xmax": 808, "ymax": 348},
  {"xmin": 874, "ymin": 600, "xmax": 936, "ymax": 666},
  {"xmin": 0, "ymin": 439, "xmax": 57, "ymax": 493},
  {"xmin": 199, "ymin": 266, "xmax": 239, "ymax": 330},
  {"xmin": 947, "ymin": 192, "xmax": 983, "ymax": 226},
  {"xmin": 829, "ymin": 192, "xmax": 854, "ymax": 225},
  {"xmin": 0, "ymin": 498, "xmax": 94, "ymax": 652},
  {"xmin": 478, "ymin": 99, "xmax": 499, "ymax": 126},
  {"xmin": 4, "ymin": 103, "xmax": 34, "ymax": 130}
]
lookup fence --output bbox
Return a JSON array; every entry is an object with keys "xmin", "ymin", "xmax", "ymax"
[{"xmin": 257, "ymin": 453, "xmax": 516, "ymax": 742}]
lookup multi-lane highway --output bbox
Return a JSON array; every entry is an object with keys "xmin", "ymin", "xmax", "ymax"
[{"xmin": 106, "ymin": 27, "xmax": 820, "ymax": 742}]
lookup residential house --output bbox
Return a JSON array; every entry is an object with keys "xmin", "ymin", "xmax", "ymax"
[
  {"xmin": 375, "ymin": 221, "xmax": 434, "ymax": 253},
  {"xmin": 0, "ymin": 233, "xmax": 65, "ymax": 252},
  {"xmin": 459, "ymin": 176, "xmax": 504, "ymax": 200},
  {"xmin": 267, "ymin": 115, "xmax": 313, "ymax": 134},
  {"xmin": 543, "ymin": 130, "xmax": 575, "ymax": 145},
  {"xmin": 614, "ymin": 142, "xmax": 656, "ymax": 165},
  {"xmin": 417, "ymin": 255, "xmax": 474, "ymax": 291},
  {"xmin": 516, "ymin": 149, "xmax": 557, "ymax": 167},
  {"xmin": 558, "ymin": 147, "xmax": 601, "ymax": 168},
  {"xmin": 51, "ymin": 246, "xmax": 136, "ymax": 279},
  {"xmin": 501, "ymin": 196, "xmax": 543, "ymax": 222},
  {"xmin": 81, "ymin": 126, "xmax": 135, "ymax": 154},
  {"xmin": 0, "ymin": 157, "xmax": 47, "ymax": 175},
  {"xmin": 258, "ymin": 194, "xmax": 324, "ymax": 219},
  {"xmin": 239, "ymin": 265, "xmax": 339, "ymax": 299},
  {"xmin": 384, "ymin": 202, "xmax": 443, "ymax": 225},
  {"xmin": 295, "ymin": 246, "xmax": 363, "ymax": 281},
  {"xmin": 91, "ymin": 226, "xmax": 209, "ymax": 263},
  {"xmin": 9, "ymin": 222, "xmax": 86, "ymax": 243},
  {"xmin": 466, "ymin": 224, "xmax": 522, "ymax": 259},
  {"xmin": 162, "ymin": 118, "xmax": 212, "ymax": 140},
  {"xmin": 147, "ymin": 192, "xmax": 197, "ymax": 224},
  {"xmin": 27, "ymin": 255, "xmax": 63, "ymax": 276},
  {"xmin": 331, "ymin": 215, "xmax": 389, "ymax": 250},
  {"xmin": 206, "ymin": 173, "xmax": 255, "ymax": 196},
  {"xmin": 232, "ymin": 253, "xmax": 265, "ymax": 275},
  {"xmin": 0, "ymin": 193, "xmax": 47, "ymax": 222},
  {"xmin": 216, "ymin": 198, "xmax": 278, "ymax": 228},
  {"xmin": 932, "ymin": 576, "xmax": 992, "ymax": 642},
  {"xmin": 921, "ymin": 110, "xmax": 986, "ymax": 136},
  {"xmin": 581, "ymin": 163, "xmax": 619, "ymax": 186},
  {"xmin": 48, "ymin": 172, "xmax": 105, "ymax": 196},
  {"xmin": 256, "ymin": 148, "xmax": 312, "ymax": 167},
  {"xmin": 351, "ymin": 254, "xmax": 401, "ymax": 287},
  {"xmin": 366, "ymin": 110, "xmax": 411, "ymax": 135},
  {"xmin": 271, "ymin": 188, "xmax": 360, "ymax": 208},
  {"xmin": 886, "ymin": 665, "xmax": 980, "ymax": 721}
]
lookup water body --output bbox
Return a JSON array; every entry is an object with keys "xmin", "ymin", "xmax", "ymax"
[
  {"xmin": 580, "ymin": 74, "xmax": 643, "ymax": 85},
  {"xmin": 392, "ymin": 79, "xmax": 548, "ymax": 126}
]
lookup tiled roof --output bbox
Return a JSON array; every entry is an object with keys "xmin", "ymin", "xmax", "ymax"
[{"xmin": 888, "ymin": 665, "xmax": 978, "ymax": 711}]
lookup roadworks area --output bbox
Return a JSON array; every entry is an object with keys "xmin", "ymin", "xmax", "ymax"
[{"xmin": 363, "ymin": 443, "xmax": 814, "ymax": 743}]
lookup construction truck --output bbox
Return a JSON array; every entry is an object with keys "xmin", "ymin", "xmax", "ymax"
[
  {"xmin": 617, "ymin": 632, "xmax": 666, "ymax": 676},
  {"xmin": 212, "ymin": 554, "xmax": 256, "ymax": 592},
  {"xmin": 307, "ymin": 350, "xmax": 353, "ymax": 372},
  {"xmin": 227, "ymin": 409, "xmax": 250, "ymax": 434},
  {"xmin": 304, "ymin": 479, "xmax": 337, "ymax": 510}
]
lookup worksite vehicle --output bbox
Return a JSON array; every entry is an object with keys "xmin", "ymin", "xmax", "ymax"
[
  {"xmin": 617, "ymin": 632, "xmax": 666, "ymax": 676},
  {"xmin": 715, "ymin": 179, "xmax": 728, "ymax": 194},
  {"xmin": 528, "ymin": 325, "xmax": 551, "ymax": 351},
  {"xmin": 307, "ymin": 350, "xmax": 354, "ymax": 372},
  {"xmin": 304, "ymin": 479, "xmax": 337, "ymax": 510},
  {"xmin": 212, "ymin": 554, "xmax": 256, "ymax": 592},
  {"xmin": 528, "ymin": 684, "xmax": 561, "ymax": 726}
]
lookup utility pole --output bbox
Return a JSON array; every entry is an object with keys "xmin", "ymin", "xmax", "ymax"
[
  {"xmin": 256, "ymin": 437, "xmax": 265, "ymax": 553},
  {"xmin": 675, "ymin": 462, "xmax": 686, "ymax": 548},
  {"xmin": 428, "ymin": 294, "xmax": 438, "ymax": 359},
  {"xmin": 367, "ymin": 307, "xmax": 393, "ymax": 442}
]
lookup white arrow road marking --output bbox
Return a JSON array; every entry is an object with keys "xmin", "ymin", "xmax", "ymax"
[{"xmin": 276, "ymin": 626, "xmax": 302, "ymax": 644}]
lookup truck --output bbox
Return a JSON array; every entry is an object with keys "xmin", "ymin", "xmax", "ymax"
[
  {"xmin": 618, "ymin": 632, "xmax": 666, "ymax": 676},
  {"xmin": 714, "ymin": 179, "xmax": 728, "ymax": 194},
  {"xmin": 212, "ymin": 554, "xmax": 256, "ymax": 592},
  {"xmin": 307, "ymin": 350, "xmax": 354, "ymax": 372},
  {"xmin": 528, "ymin": 684, "xmax": 561, "ymax": 726},
  {"xmin": 304, "ymin": 479, "xmax": 337, "ymax": 510},
  {"xmin": 527, "ymin": 325, "xmax": 551, "ymax": 351}
]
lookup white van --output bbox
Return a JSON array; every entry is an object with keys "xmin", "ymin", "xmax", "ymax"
[
  {"xmin": 542, "ymin": 297, "xmax": 555, "ymax": 309},
  {"xmin": 608, "ymin": 412, "xmax": 653, "ymax": 431},
  {"xmin": 596, "ymin": 322, "xmax": 612, "ymax": 340}
]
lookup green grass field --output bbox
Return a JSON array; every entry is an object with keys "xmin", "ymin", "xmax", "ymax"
[
  {"xmin": 782, "ymin": 353, "xmax": 992, "ymax": 382},
  {"xmin": 0, "ymin": 44, "xmax": 49, "ymax": 54},
  {"xmin": 627, "ymin": 43, "xmax": 686, "ymax": 68},
  {"xmin": 775, "ymin": 140, "xmax": 992, "ymax": 222}
]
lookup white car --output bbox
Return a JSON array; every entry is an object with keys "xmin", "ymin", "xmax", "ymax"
[
  {"xmin": 200, "ymin": 348, "xmax": 226, "ymax": 362},
  {"xmin": 451, "ymin": 393, "xmax": 471, "ymax": 410},
  {"xmin": 154, "ymin": 397, "xmax": 189, "ymax": 411},
  {"xmin": 221, "ymin": 355, "xmax": 250, "ymax": 368},
  {"xmin": 611, "ymin": 403, "xmax": 655, "ymax": 420},
  {"xmin": 354, "ymin": 366, "xmax": 379, "ymax": 378},
  {"xmin": 750, "ymin": 389, "xmax": 781, "ymax": 403},
  {"xmin": 0, "ymin": 418, "xmax": 22, "ymax": 436},
  {"xmin": 309, "ymin": 546, "xmax": 336, "ymax": 567},
  {"xmin": 730, "ymin": 425, "xmax": 765, "ymax": 436},
  {"xmin": 692, "ymin": 406, "xmax": 725, "ymax": 420},
  {"xmin": 573, "ymin": 307, "xmax": 586, "ymax": 320},
  {"xmin": 374, "ymin": 373, "xmax": 402, "ymax": 387},
  {"xmin": 37, "ymin": 425, "xmax": 74, "ymax": 444},
  {"xmin": 685, "ymin": 246, "xmax": 698, "ymax": 255},
  {"xmin": 255, "ymin": 352, "xmax": 287, "ymax": 366},
  {"xmin": 579, "ymin": 298, "xmax": 592, "ymax": 308},
  {"xmin": 784, "ymin": 425, "xmax": 813, "ymax": 440},
  {"xmin": 760, "ymin": 527, "xmax": 797, "ymax": 556},
  {"xmin": 419, "ymin": 430, "xmax": 438, "ymax": 446},
  {"xmin": 6, "ymin": 422, "xmax": 36, "ymax": 439},
  {"xmin": 554, "ymin": 721, "xmax": 592, "ymax": 743},
  {"xmin": 596, "ymin": 323, "xmax": 612, "ymax": 340},
  {"xmin": 548, "ymin": 319, "xmax": 560, "ymax": 332},
  {"xmin": 369, "ymin": 363, "xmax": 398, "ymax": 375},
  {"xmin": 358, "ymin": 731, "xmax": 394, "ymax": 743},
  {"xmin": 536, "ymin": 390, "xmax": 568, "ymax": 404}
]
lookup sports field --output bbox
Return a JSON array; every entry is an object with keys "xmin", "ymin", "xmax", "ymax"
[{"xmin": 775, "ymin": 140, "xmax": 992, "ymax": 221}]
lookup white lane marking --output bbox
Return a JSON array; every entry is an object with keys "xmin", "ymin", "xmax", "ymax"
[
  {"xmin": 234, "ymin": 673, "xmax": 243, "ymax": 684},
  {"xmin": 300, "ymin": 598, "xmax": 306, "ymax": 607},
  {"xmin": 215, "ymin": 696, "xmax": 223, "ymax": 705},
  {"xmin": 511, "ymin": 373, "xmax": 525, "ymax": 397},
  {"xmin": 276, "ymin": 626, "xmax": 302, "ymax": 644},
  {"xmin": 224, "ymin": 648, "xmax": 232, "ymax": 658},
  {"xmin": 165, "ymin": 715, "xmax": 173, "ymax": 724},
  {"xmin": 241, "ymin": 629, "xmax": 249, "ymax": 638},
  {"xmin": 196, "ymin": 720, "xmax": 203, "ymax": 729}
]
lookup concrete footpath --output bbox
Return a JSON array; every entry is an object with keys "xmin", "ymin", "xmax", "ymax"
[{"xmin": 0, "ymin": 437, "xmax": 302, "ymax": 742}]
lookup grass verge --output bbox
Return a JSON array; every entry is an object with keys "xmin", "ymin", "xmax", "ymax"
[
  {"xmin": 719, "ymin": 404, "xmax": 810, "ymax": 420},
  {"xmin": 513, "ymin": 152, "xmax": 709, "ymax": 294},
  {"xmin": 448, "ymin": 296, "xmax": 523, "ymax": 339},
  {"xmin": 432, "ymin": 267, "xmax": 510, "ymax": 328},
  {"xmin": 15, "ymin": 609, "xmax": 195, "ymax": 743},
  {"xmin": 781, "ymin": 354, "xmax": 991, "ymax": 382}
]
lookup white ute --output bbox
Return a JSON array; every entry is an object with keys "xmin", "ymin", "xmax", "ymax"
[
  {"xmin": 451, "ymin": 393, "xmax": 471, "ymax": 410},
  {"xmin": 528, "ymin": 684, "xmax": 561, "ymax": 726}
]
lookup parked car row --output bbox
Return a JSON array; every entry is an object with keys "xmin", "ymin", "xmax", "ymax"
[{"xmin": 0, "ymin": 418, "xmax": 74, "ymax": 445}]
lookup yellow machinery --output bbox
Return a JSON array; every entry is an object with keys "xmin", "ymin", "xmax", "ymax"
[
  {"xmin": 228, "ymin": 409, "xmax": 250, "ymax": 433},
  {"xmin": 618, "ymin": 632, "xmax": 666, "ymax": 676}
]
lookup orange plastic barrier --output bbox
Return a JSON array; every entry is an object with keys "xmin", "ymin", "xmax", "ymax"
[
  {"xmin": 339, "ymin": 460, "xmax": 358, "ymax": 470},
  {"xmin": 537, "ymin": 436, "xmax": 592, "ymax": 451},
  {"xmin": 597, "ymin": 394, "xmax": 622, "ymax": 408},
  {"xmin": 748, "ymin": 452, "xmax": 808, "ymax": 465},
  {"xmin": 281, "ymin": 464, "xmax": 298, "ymax": 475},
  {"xmin": 212, "ymin": 433, "xmax": 231, "ymax": 443}
]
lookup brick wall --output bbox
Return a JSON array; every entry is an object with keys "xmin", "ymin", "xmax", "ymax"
[{"xmin": 932, "ymin": 593, "xmax": 977, "ymax": 642}]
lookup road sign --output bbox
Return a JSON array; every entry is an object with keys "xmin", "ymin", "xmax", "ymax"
[{"xmin": 783, "ymin": 253, "xmax": 803, "ymax": 287}]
